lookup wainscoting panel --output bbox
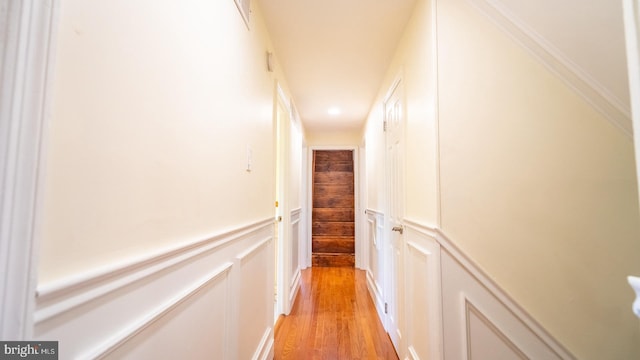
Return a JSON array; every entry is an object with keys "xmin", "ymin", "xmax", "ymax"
[
  {"xmin": 365, "ymin": 209, "xmax": 385, "ymax": 321},
  {"xmin": 101, "ymin": 265, "xmax": 232, "ymax": 359},
  {"xmin": 33, "ymin": 218, "xmax": 275, "ymax": 359},
  {"xmin": 404, "ymin": 221, "xmax": 442, "ymax": 360},
  {"xmin": 289, "ymin": 208, "xmax": 302, "ymax": 305},
  {"xmin": 236, "ymin": 236, "xmax": 274, "ymax": 360},
  {"xmin": 440, "ymin": 246, "xmax": 575, "ymax": 360},
  {"xmin": 359, "ymin": 218, "xmax": 573, "ymax": 360}
]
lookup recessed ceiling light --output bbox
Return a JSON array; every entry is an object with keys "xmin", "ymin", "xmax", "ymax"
[{"xmin": 327, "ymin": 107, "xmax": 341, "ymax": 116}]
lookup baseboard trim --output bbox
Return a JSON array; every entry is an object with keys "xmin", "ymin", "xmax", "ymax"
[
  {"xmin": 366, "ymin": 269, "xmax": 385, "ymax": 321},
  {"xmin": 289, "ymin": 268, "xmax": 301, "ymax": 305},
  {"xmin": 252, "ymin": 327, "xmax": 273, "ymax": 360},
  {"xmin": 35, "ymin": 217, "xmax": 272, "ymax": 324}
]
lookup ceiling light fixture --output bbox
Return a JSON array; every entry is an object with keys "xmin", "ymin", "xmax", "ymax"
[{"xmin": 327, "ymin": 107, "xmax": 341, "ymax": 116}]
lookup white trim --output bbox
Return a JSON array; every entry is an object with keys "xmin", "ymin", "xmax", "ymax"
[
  {"xmin": 357, "ymin": 143, "xmax": 367, "ymax": 269},
  {"xmin": 288, "ymin": 268, "xmax": 301, "ymax": 305},
  {"xmin": 622, "ymin": 2, "xmax": 640, "ymax": 304},
  {"xmin": 400, "ymin": 220, "xmax": 575, "ymax": 359},
  {"xmin": 406, "ymin": 241, "xmax": 432, "ymax": 259},
  {"xmin": 275, "ymin": 85, "xmax": 291, "ymax": 317},
  {"xmin": 80, "ymin": 263, "xmax": 233, "ymax": 360},
  {"xmin": 251, "ymin": 327, "xmax": 274, "ymax": 360},
  {"xmin": 290, "ymin": 207, "xmax": 302, "ymax": 219},
  {"xmin": 366, "ymin": 270, "xmax": 386, "ymax": 324},
  {"xmin": 288, "ymin": 207, "xmax": 302, "ymax": 303},
  {"xmin": 403, "ymin": 219, "xmax": 438, "ymax": 239},
  {"xmin": 364, "ymin": 208, "xmax": 386, "ymax": 324},
  {"xmin": 367, "ymin": 218, "xmax": 377, "ymax": 248},
  {"xmin": 628, "ymin": 276, "xmax": 640, "ymax": 318},
  {"xmin": 464, "ymin": 296, "xmax": 528, "ymax": 359},
  {"xmin": 364, "ymin": 209, "xmax": 384, "ymax": 217},
  {"xmin": 407, "ymin": 346, "xmax": 420, "ymax": 360},
  {"xmin": 307, "ymin": 145, "xmax": 360, "ymax": 270},
  {"xmin": 0, "ymin": 0, "xmax": 59, "ymax": 340},
  {"xmin": 437, "ymin": 229, "xmax": 574, "ymax": 358},
  {"xmin": 432, "ymin": 0, "xmax": 443, "ymax": 228},
  {"xmin": 403, "ymin": 221, "xmax": 443, "ymax": 360},
  {"xmin": 34, "ymin": 220, "xmax": 274, "ymax": 358},
  {"xmin": 35, "ymin": 218, "xmax": 272, "ymax": 324},
  {"xmin": 233, "ymin": 0, "xmax": 250, "ymax": 29},
  {"xmin": 236, "ymin": 236, "xmax": 273, "ymax": 263},
  {"xmin": 467, "ymin": 0, "xmax": 632, "ymax": 138}
]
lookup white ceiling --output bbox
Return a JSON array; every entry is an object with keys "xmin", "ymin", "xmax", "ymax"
[
  {"xmin": 258, "ymin": 0, "xmax": 631, "ymax": 135},
  {"xmin": 258, "ymin": 0, "xmax": 418, "ymax": 134}
]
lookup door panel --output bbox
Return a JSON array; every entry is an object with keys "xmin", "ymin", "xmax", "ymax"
[{"xmin": 384, "ymin": 80, "xmax": 405, "ymax": 355}]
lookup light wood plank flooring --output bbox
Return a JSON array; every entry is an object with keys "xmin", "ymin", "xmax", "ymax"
[{"xmin": 274, "ymin": 267, "xmax": 398, "ymax": 360}]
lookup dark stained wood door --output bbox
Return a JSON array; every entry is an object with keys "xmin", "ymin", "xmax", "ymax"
[{"xmin": 312, "ymin": 150, "xmax": 355, "ymax": 267}]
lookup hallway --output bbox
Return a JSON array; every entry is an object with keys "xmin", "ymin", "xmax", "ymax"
[
  {"xmin": 3, "ymin": 0, "xmax": 640, "ymax": 358},
  {"xmin": 274, "ymin": 267, "xmax": 397, "ymax": 360}
]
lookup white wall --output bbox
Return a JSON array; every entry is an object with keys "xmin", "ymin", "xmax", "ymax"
[
  {"xmin": 362, "ymin": 0, "xmax": 640, "ymax": 358},
  {"xmin": 437, "ymin": 0, "xmax": 640, "ymax": 358},
  {"xmin": 37, "ymin": 0, "xmax": 293, "ymax": 357},
  {"xmin": 306, "ymin": 129, "xmax": 362, "ymax": 147},
  {"xmin": 42, "ymin": 0, "xmax": 283, "ymax": 282},
  {"xmin": 363, "ymin": 0, "xmax": 438, "ymax": 224},
  {"xmin": 362, "ymin": 1, "xmax": 440, "ymax": 357}
]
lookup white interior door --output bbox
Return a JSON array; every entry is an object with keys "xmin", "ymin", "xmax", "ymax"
[
  {"xmin": 274, "ymin": 93, "xmax": 290, "ymax": 319},
  {"xmin": 384, "ymin": 79, "xmax": 405, "ymax": 354}
]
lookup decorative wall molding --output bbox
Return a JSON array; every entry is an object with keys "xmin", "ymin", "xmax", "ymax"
[
  {"xmin": 467, "ymin": 0, "xmax": 633, "ymax": 138},
  {"xmin": 289, "ymin": 208, "xmax": 302, "ymax": 307},
  {"xmin": 0, "ymin": 0, "xmax": 59, "ymax": 340},
  {"xmin": 290, "ymin": 207, "xmax": 302, "ymax": 218},
  {"xmin": 363, "ymin": 215, "xmax": 574, "ymax": 359},
  {"xmin": 81, "ymin": 263, "xmax": 233, "ymax": 360},
  {"xmin": 251, "ymin": 327, "xmax": 274, "ymax": 360},
  {"xmin": 36, "ymin": 217, "xmax": 273, "ymax": 323},
  {"xmin": 435, "ymin": 227, "xmax": 575, "ymax": 359},
  {"xmin": 407, "ymin": 346, "xmax": 420, "ymax": 360},
  {"xmin": 404, "ymin": 221, "xmax": 443, "ymax": 360},
  {"xmin": 464, "ymin": 297, "xmax": 528, "ymax": 359},
  {"xmin": 392, "ymin": 220, "xmax": 574, "ymax": 359},
  {"xmin": 34, "ymin": 219, "xmax": 275, "ymax": 359},
  {"xmin": 365, "ymin": 208, "xmax": 386, "ymax": 322}
]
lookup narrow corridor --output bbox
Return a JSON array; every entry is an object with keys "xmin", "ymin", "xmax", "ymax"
[{"xmin": 274, "ymin": 267, "xmax": 398, "ymax": 360}]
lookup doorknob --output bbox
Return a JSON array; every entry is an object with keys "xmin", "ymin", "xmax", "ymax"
[
  {"xmin": 392, "ymin": 225, "xmax": 404, "ymax": 234},
  {"xmin": 276, "ymin": 216, "xmax": 282, "ymax": 222}
]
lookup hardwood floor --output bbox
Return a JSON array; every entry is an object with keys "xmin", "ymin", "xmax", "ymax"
[{"xmin": 274, "ymin": 267, "xmax": 398, "ymax": 360}]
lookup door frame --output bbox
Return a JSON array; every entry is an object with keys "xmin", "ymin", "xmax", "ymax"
[
  {"xmin": 0, "ymin": 0, "xmax": 59, "ymax": 340},
  {"xmin": 382, "ymin": 74, "xmax": 406, "ymax": 355},
  {"xmin": 306, "ymin": 145, "xmax": 361, "ymax": 269},
  {"xmin": 622, "ymin": 0, "xmax": 640, "ymax": 317},
  {"xmin": 274, "ymin": 83, "xmax": 292, "ymax": 318}
]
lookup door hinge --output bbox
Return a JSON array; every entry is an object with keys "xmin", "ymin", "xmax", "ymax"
[
  {"xmin": 383, "ymin": 120, "xmax": 387, "ymax": 132},
  {"xmin": 385, "ymin": 302, "xmax": 388, "ymax": 314}
]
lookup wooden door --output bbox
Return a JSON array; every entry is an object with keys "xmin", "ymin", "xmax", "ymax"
[{"xmin": 311, "ymin": 150, "xmax": 355, "ymax": 267}]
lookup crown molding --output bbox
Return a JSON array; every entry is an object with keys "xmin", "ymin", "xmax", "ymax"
[{"xmin": 467, "ymin": 0, "xmax": 633, "ymax": 139}]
